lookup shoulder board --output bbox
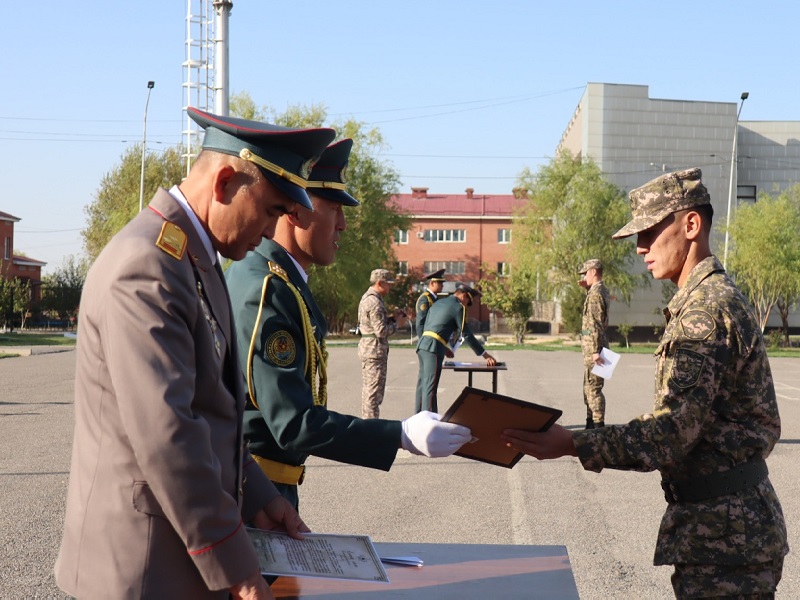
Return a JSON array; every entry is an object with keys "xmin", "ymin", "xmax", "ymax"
[
  {"xmin": 268, "ymin": 261, "xmax": 291, "ymax": 282},
  {"xmin": 155, "ymin": 221, "xmax": 187, "ymax": 260}
]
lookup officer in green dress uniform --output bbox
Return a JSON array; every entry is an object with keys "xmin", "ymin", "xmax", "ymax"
[
  {"xmin": 226, "ymin": 140, "xmax": 472, "ymax": 510},
  {"xmin": 415, "ymin": 268, "xmax": 446, "ymax": 335},
  {"xmin": 415, "ymin": 283, "xmax": 497, "ymax": 414}
]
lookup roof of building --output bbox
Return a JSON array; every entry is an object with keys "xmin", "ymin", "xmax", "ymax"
[
  {"xmin": 0, "ymin": 210, "xmax": 21, "ymax": 222},
  {"xmin": 390, "ymin": 187, "xmax": 527, "ymax": 217},
  {"xmin": 13, "ymin": 255, "xmax": 47, "ymax": 267}
]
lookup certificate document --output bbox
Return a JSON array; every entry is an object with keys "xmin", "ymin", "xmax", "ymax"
[{"xmin": 247, "ymin": 528, "xmax": 390, "ymax": 583}]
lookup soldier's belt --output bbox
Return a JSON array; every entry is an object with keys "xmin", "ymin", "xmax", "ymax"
[
  {"xmin": 360, "ymin": 333, "xmax": 377, "ymax": 339},
  {"xmin": 661, "ymin": 459, "xmax": 768, "ymax": 504},
  {"xmin": 253, "ymin": 455, "xmax": 305, "ymax": 486},
  {"xmin": 580, "ymin": 329, "xmax": 591, "ymax": 336},
  {"xmin": 422, "ymin": 331, "xmax": 449, "ymax": 348}
]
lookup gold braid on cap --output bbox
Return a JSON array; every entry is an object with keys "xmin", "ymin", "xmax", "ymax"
[
  {"xmin": 305, "ymin": 180, "xmax": 347, "ymax": 190},
  {"xmin": 239, "ymin": 148, "xmax": 310, "ymax": 188},
  {"xmin": 247, "ymin": 262, "xmax": 328, "ymax": 409}
]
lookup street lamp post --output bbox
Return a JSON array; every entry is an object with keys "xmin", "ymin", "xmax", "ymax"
[
  {"xmin": 722, "ymin": 91, "xmax": 748, "ymax": 269},
  {"xmin": 139, "ymin": 81, "xmax": 155, "ymax": 213}
]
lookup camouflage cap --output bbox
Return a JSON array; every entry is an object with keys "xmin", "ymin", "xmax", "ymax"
[
  {"xmin": 612, "ymin": 167, "xmax": 711, "ymax": 239},
  {"xmin": 370, "ymin": 268, "xmax": 395, "ymax": 284},
  {"xmin": 578, "ymin": 259, "xmax": 602, "ymax": 274}
]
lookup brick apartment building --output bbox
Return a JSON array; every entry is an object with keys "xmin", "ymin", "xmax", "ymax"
[
  {"xmin": 391, "ymin": 187, "xmax": 526, "ymax": 331},
  {"xmin": 1, "ymin": 210, "xmax": 47, "ymax": 308}
]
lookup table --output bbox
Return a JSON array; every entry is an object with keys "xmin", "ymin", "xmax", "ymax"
[
  {"xmin": 271, "ymin": 542, "xmax": 578, "ymax": 599},
  {"xmin": 442, "ymin": 361, "xmax": 507, "ymax": 393}
]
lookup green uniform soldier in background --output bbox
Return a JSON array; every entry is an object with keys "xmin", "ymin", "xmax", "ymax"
[
  {"xmin": 578, "ymin": 258, "xmax": 610, "ymax": 429},
  {"xmin": 415, "ymin": 268, "xmax": 446, "ymax": 335},
  {"xmin": 415, "ymin": 283, "xmax": 496, "ymax": 414},
  {"xmin": 503, "ymin": 168, "xmax": 788, "ymax": 598},
  {"xmin": 226, "ymin": 140, "xmax": 471, "ymax": 511},
  {"xmin": 357, "ymin": 269, "xmax": 407, "ymax": 419}
]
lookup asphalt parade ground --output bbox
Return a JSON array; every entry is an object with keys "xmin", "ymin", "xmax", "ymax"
[{"xmin": 1, "ymin": 346, "xmax": 797, "ymax": 598}]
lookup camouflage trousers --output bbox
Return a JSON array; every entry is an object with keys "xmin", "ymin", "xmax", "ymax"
[
  {"xmin": 671, "ymin": 557, "xmax": 784, "ymax": 598},
  {"xmin": 583, "ymin": 364, "xmax": 605, "ymax": 423},
  {"xmin": 360, "ymin": 355, "xmax": 388, "ymax": 419}
]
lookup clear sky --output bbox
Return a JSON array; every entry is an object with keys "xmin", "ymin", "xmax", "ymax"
[{"xmin": 3, "ymin": 1, "xmax": 798, "ymax": 273}]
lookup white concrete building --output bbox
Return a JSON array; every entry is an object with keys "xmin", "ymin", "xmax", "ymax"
[{"xmin": 557, "ymin": 82, "xmax": 800, "ymax": 330}]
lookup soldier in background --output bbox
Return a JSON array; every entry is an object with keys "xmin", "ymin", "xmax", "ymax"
[
  {"xmin": 416, "ymin": 283, "xmax": 496, "ymax": 414},
  {"xmin": 415, "ymin": 268, "xmax": 446, "ymax": 335},
  {"xmin": 503, "ymin": 168, "xmax": 787, "ymax": 598},
  {"xmin": 358, "ymin": 269, "xmax": 406, "ymax": 418},
  {"xmin": 578, "ymin": 259, "xmax": 610, "ymax": 429}
]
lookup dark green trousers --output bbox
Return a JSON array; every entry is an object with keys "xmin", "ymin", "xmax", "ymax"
[{"xmin": 415, "ymin": 349, "xmax": 443, "ymax": 413}]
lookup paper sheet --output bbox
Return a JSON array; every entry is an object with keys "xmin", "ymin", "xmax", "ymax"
[
  {"xmin": 591, "ymin": 347, "xmax": 621, "ymax": 379},
  {"xmin": 248, "ymin": 529, "xmax": 389, "ymax": 583}
]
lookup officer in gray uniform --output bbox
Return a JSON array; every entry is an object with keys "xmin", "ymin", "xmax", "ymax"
[
  {"xmin": 503, "ymin": 168, "xmax": 787, "ymax": 598},
  {"xmin": 415, "ymin": 283, "xmax": 496, "ymax": 413},
  {"xmin": 578, "ymin": 258, "xmax": 610, "ymax": 429},
  {"xmin": 415, "ymin": 268, "xmax": 446, "ymax": 335}
]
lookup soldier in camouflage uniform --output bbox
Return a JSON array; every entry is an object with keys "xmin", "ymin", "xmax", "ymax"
[
  {"xmin": 578, "ymin": 259, "xmax": 611, "ymax": 429},
  {"xmin": 502, "ymin": 168, "xmax": 788, "ymax": 598},
  {"xmin": 358, "ymin": 269, "xmax": 406, "ymax": 418}
]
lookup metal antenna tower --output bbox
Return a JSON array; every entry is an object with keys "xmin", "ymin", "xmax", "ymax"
[
  {"xmin": 183, "ymin": 1, "xmax": 232, "ymax": 176},
  {"xmin": 183, "ymin": 0, "xmax": 214, "ymax": 176}
]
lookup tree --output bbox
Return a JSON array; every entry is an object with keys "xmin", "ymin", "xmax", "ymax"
[
  {"xmin": 480, "ymin": 268, "xmax": 534, "ymax": 344},
  {"xmin": 726, "ymin": 186, "xmax": 800, "ymax": 336},
  {"xmin": 387, "ymin": 266, "xmax": 423, "ymax": 318},
  {"xmin": 228, "ymin": 93, "xmax": 408, "ymax": 332},
  {"xmin": 82, "ymin": 145, "xmax": 185, "ymax": 261},
  {"xmin": 12, "ymin": 278, "xmax": 31, "ymax": 329},
  {"xmin": 512, "ymin": 152, "xmax": 643, "ymax": 331},
  {"xmin": 41, "ymin": 255, "xmax": 88, "ymax": 324}
]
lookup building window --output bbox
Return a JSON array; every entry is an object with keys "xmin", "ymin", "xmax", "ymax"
[
  {"xmin": 395, "ymin": 229, "xmax": 409, "ymax": 244},
  {"xmin": 422, "ymin": 229, "xmax": 466, "ymax": 243},
  {"xmin": 737, "ymin": 185, "xmax": 757, "ymax": 205},
  {"xmin": 497, "ymin": 262, "xmax": 511, "ymax": 277},
  {"xmin": 4, "ymin": 237, "xmax": 10, "ymax": 260},
  {"xmin": 497, "ymin": 228, "xmax": 511, "ymax": 244},
  {"xmin": 397, "ymin": 261, "xmax": 408, "ymax": 276},
  {"xmin": 423, "ymin": 261, "xmax": 465, "ymax": 275}
]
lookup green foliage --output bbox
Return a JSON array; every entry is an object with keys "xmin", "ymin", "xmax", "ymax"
[
  {"xmin": 617, "ymin": 322, "xmax": 633, "ymax": 348},
  {"xmin": 726, "ymin": 185, "xmax": 800, "ymax": 332},
  {"xmin": 82, "ymin": 145, "xmax": 185, "ymax": 261},
  {"xmin": 40, "ymin": 255, "xmax": 88, "ymax": 321},
  {"xmin": 560, "ymin": 284, "xmax": 586, "ymax": 335},
  {"xmin": 767, "ymin": 329, "xmax": 783, "ymax": 351},
  {"xmin": 0, "ymin": 276, "xmax": 30, "ymax": 329},
  {"xmin": 512, "ymin": 152, "xmax": 644, "ymax": 320},
  {"xmin": 480, "ymin": 268, "xmax": 534, "ymax": 344},
  {"xmin": 388, "ymin": 266, "xmax": 423, "ymax": 319}
]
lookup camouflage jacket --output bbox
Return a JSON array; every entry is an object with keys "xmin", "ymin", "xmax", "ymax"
[
  {"xmin": 573, "ymin": 256, "xmax": 787, "ymax": 566},
  {"xmin": 357, "ymin": 287, "xmax": 397, "ymax": 359},
  {"xmin": 580, "ymin": 281, "xmax": 610, "ymax": 359}
]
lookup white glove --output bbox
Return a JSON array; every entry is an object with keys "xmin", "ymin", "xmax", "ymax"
[{"xmin": 400, "ymin": 411, "xmax": 472, "ymax": 457}]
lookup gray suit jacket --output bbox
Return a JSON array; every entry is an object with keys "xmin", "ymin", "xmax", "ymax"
[{"xmin": 55, "ymin": 189, "xmax": 279, "ymax": 598}]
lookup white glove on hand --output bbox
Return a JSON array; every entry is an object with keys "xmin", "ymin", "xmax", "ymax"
[{"xmin": 400, "ymin": 411, "xmax": 472, "ymax": 457}]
